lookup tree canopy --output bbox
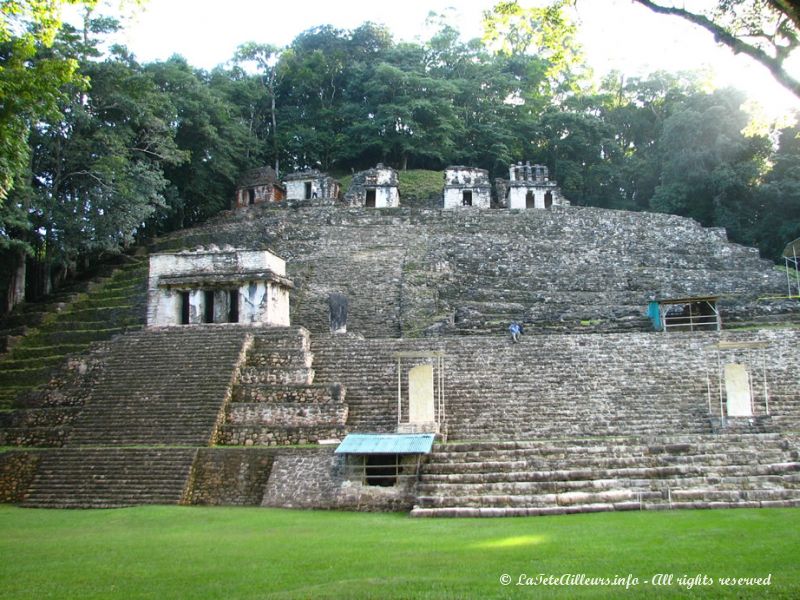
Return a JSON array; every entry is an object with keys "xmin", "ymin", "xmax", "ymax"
[
  {"xmin": 633, "ymin": 0, "xmax": 800, "ymax": 98},
  {"xmin": 1, "ymin": 0, "xmax": 799, "ymax": 311}
]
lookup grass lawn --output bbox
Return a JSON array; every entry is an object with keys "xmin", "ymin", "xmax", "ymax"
[{"xmin": 0, "ymin": 505, "xmax": 797, "ymax": 599}]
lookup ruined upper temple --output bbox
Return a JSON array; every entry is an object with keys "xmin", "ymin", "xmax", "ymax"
[
  {"xmin": 233, "ymin": 166, "xmax": 285, "ymax": 209},
  {"xmin": 284, "ymin": 170, "xmax": 341, "ymax": 204},
  {"xmin": 343, "ymin": 164, "xmax": 400, "ymax": 208},
  {"xmin": 147, "ymin": 246, "xmax": 293, "ymax": 327},
  {"xmin": 503, "ymin": 161, "xmax": 568, "ymax": 210},
  {"xmin": 443, "ymin": 166, "xmax": 492, "ymax": 209}
]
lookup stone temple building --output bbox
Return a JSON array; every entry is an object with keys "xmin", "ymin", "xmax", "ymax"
[
  {"xmin": 2, "ymin": 160, "xmax": 800, "ymax": 518},
  {"xmin": 504, "ymin": 161, "xmax": 568, "ymax": 210},
  {"xmin": 233, "ymin": 166, "xmax": 285, "ymax": 209},
  {"xmin": 147, "ymin": 246, "xmax": 293, "ymax": 327},
  {"xmin": 442, "ymin": 166, "xmax": 492, "ymax": 209},
  {"xmin": 344, "ymin": 164, "xmax": 399, "ymax": 208},
  {"xmin": 284, "ymin": 170, "xmax": 341, "ymax": 204}
]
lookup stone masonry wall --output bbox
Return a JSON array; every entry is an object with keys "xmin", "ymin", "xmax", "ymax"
[
  {"xmin": 311, "ymin": 328, "xmax": 800, "ymax": 440},
  {"xmin": 153, "ymin": 205, "xmax": 788, "ymax": 338},
  {"xmin": 261, "ymin": 447, "xmax": 416, "ymax": 511},
  {"xmin": 0, "ymin": 451, "xmax": 40, "ymax": 503},
  {"xmin": 187, "ymin": 448, "xmax": 274, "ymax": 505}
]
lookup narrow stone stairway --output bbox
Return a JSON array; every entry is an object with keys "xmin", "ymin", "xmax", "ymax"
[{"xmin": 217, "ymin": 327, "xmax": 348, "ymax": 446}]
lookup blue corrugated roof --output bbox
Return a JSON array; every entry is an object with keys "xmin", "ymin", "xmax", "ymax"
[{"xmin": 335, "ymin": 433, "xmax": 436, "ymax": 455}]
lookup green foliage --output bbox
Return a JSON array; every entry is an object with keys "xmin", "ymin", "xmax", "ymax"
[
  {"xmin": 633, "ymin": 0, "xmax": 800, "ymax": 98},
  {"xmin": 482, "ymin": 0, "xmax": 584, "ymax": 94},
  {"xmin": 397, "ymin": 170, "xmax": 445, "ymax": 204},
  {"xmin": 0, "ymin": 14, "xmax": 81, "ymax": 200},
  {"xmin": 1, "ymin": 506, "xmax": 799, "ymax": 598},
  {"xmin": 4, "ymin": 5, "xmax": 800, "ymax": 308}
]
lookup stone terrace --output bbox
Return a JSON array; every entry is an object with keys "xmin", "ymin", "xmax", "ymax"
[
  {"xmin": 153, "ymin": 206, "xmax": 787, "ymax": 337},
  {"xmin": 311, "ymin": 328, "xmax": 800, "ymax": 440},
  {"xmin": 411, "ymin": 433, "xmax": 800, "ymax": 517},
  {"xmin": 21, "ymin": 448, "xmax": 197, "ymax": 508}
]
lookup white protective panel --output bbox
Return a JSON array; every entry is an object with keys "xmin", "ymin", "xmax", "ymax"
[
  {"xmin": 725, "ymin": 363, "xmax": 752, "ymax": 417},
  {"xmin": 408, "ymin": 364, "xmax": 435, "ymax": 423}
]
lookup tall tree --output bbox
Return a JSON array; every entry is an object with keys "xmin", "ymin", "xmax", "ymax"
[
  {"xmin": 233, "ymin": 42, "xmax": 284, "ymax": 174},
  {"xmin": 15, "ymin": 18, "xmax": 185, "ymax": 291},
  {"xmin": 649, "ymin": 88, "xmax": 770, "ymax": 231},
  {"xmin": 482, "ymin": 0, "xmax": 584, "ymax": 96},
  {"xmin": 0, "ymin": 0, "xmax": 90, "ymax": 200},
  {"xmin": 146, "ymin": 57, "xmax": 252, "ymax": 230},
  {"xmin": 752, "ymin": 121, "xmax": 800, "ymax": 259},
  {"xmin": 632, "ymin": 0, "xmax": 800, "ymax": 98}
]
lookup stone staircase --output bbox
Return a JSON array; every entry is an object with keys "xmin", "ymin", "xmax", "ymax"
[
  {"xmin": 21, "ymin": 448, "xmax": 197, "ymax": 508},
  {"xmin": 411, "ymin": 433, "xmax": 800, "ymax": 517},
  {"xmin": 312, "ymin": 328, "xmax": 800, "ymax": 439},
  {"xmin": 153, "ymin": 205, "xmax": 791, "ymax": 338},
  {"xmin": 0, "ymin": 257, "xmax": 147, "ymax": 411},
  {"xmin": 65, "ymin": 327, "xmax": 251, "ymax": 447},
  {"xmin": 217, "ymin": 328, "xmax": 348, "ymax": 446}
]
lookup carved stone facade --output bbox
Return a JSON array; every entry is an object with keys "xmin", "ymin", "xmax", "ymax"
[
  {"xmin": 284, "ymin": 170, "xmax": 341, "ymax": 204},
  {"xmin": 443, "ymin": 166, "xmax": 492, "ymax": 210},
  {"xmin": 233, "ymin": 166, "xmax": 285, "ymax": 209},
  {"xmin": 344, "ymin": 164, "xmax": 400, "ymax": 208},
  {"xmin": 505, "ymin": 161, "xmax": 568, "ymax": 210},
  {"xmin": 147, "ymin": 246, "xmax": 293, "ymax": 327}
]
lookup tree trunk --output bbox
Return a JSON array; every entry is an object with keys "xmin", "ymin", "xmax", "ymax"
[{"xmin": 4, "ymin": 249, "xmax": 27, "ymax": 313}]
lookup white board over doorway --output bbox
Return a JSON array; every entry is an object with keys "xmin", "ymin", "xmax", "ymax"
[
  {"xmin": 408, "ymin": 364, "xmax": 435, "ymax": 423},
  {"xmin": 725, "ymin": 363, "xmax": 752, "ymax": 417}
]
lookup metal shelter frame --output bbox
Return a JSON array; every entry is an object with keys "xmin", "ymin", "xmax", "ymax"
[
  {"xmin": 783, "ymin": 238, "xmax": 800, "ymax": 298},
  {"xmin": 393, "ymin": 351, "xmax": 446, "ymax": 439},
  {"xmin": 656, "ymin": 296, "xmax": 721, "ymax": 332},
  {"xmin": 705, "ymin": 341, "xmax": 771, "ymax": 421}
]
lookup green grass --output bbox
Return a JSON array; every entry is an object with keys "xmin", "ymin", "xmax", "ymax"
[
  {"xmin": 398, "ymin": 169, "xmax": 444, "ymax": 204},
  {"xmin": 333, "ymin": 169, "xmax": 443, "ymax": 207},
  {"xmin": 1, "ymin": 506, "xmax": 798, "ymax": 599}
]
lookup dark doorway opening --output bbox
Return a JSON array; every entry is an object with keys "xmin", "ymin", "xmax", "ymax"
[
  {"xmin": 365, "ymin": 189, "xmax": 377, "ymax": 208},
  {"xmin": 248, "ymin": 188, "xmax": 256, "ymax": 205},
  {"xmin": 462, "ymin": 190, "xmax": 473, "ymax": 206},
  {"xmin": 180, "ymin": 291, "xmax": 190, "ymax": 325},
  {"xmin": 304, "ymin": 181, "xmax": 312, "ymax": 200},
  {"xmin": 525, "ymin": 191, "xmax": 535, "ymax": 208},
  {"xmin": 204, "ymin": 290, "xmax": 215, "ymax": 323},
  {"xmin": 544, "ymin": 191, "xmax": 553, "ymax": 208},
  {"xmin": 364, "ymin": 454, "xmax": 398, "ymax": 486},
  {"xmin": 229, "ymin": 290, "xmax": 239, "ymax": 323}
]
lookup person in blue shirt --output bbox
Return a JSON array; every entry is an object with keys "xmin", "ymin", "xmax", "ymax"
[{"xmin": 509, "ymin": 321, "xmax": 521, "ymax": 343}]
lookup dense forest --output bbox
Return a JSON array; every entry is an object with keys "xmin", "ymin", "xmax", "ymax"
[{"xmin": 1, "ymin": 1, "xmax": 799, "ymax": 311}]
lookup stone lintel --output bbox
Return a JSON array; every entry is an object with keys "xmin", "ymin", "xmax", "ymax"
[{"xmin": 157, "ymin": 270, "xmax": 294, "ymax": 290}]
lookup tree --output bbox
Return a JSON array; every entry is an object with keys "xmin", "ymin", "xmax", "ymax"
[
  {"xmin": 649, "ymin": 88, "xmax": 770, "ymax": 233},
  {"xmin": 146, "ymin": 57, "xmax": 253, "ymax": 230},
  {"xmin": 0, "ymin": 0, "xmax": 90, "ymax": 200},
  {"xmin": 752, "ymin": 121, "xmax": 800, "ymax": 259},
  {"xmin": 632, "ymin": 0, "xmax": 800, "ymax": 99},
  {"xmin": 233, "ymin": 42, "xmax": 284, "ymax": 174},
  {"xmin": 482, "ymin": 0, "xmax": 584, "ymax": 96},
  {"xmin": 13, "ymin": 18, "xmax": 185, "ymax": 292}
]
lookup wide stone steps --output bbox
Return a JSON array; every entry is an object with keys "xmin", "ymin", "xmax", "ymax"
[
  {"xmin": 314, "ymin": 330, "xmax": 800, "ymax": 438},
  {"xmin": 21, "ymin": 448, "xmax": 197, "ymax": 508},
  {"xmin": 410, "ymin": 434, "xmax": 800, "ymax": 517},
  {"xmin": 101, "ymin": 206, "xmax": 795, "ymax": 337},
  {"xmin": 66, "ymin": 327, "xmax": 251, "ymax": 447}
]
